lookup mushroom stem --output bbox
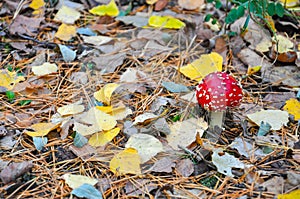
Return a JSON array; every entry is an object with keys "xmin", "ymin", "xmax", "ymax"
[{"xmin": 206, "ymin": 111, "xmax": 224, "ymax": 142}]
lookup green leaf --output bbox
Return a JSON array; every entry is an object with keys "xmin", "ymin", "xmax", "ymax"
[
  {"xmin": 267, "ymin": 2, "xmax": 276, "ymax": 16},
  {"xmin": 225, "ymin": 9, "xmax": 237, "ymax": 24},
  {"xmin": 206, "ymin": 0, "xmax": 214, "ymax": 3},
  {"xmin": 236, "ymin": 6, "xmax": 245, "ymax": 18},
  {"xmin": 204, "ymin": 14, "xmax": 212, "ymax": 22},
  {"xmin": 275, "ymin": 3, "xmax": 285, "ymax": 17},
  {"xmin": 74, "ymin": 132, "xmax": 88, "ymax": 148},
  {"xmin": 212, "ymin": 18, "xmax": 217, "ymax": 24},
  {"xmin": 19, "ymin": 100, "xmax": 32, "ymax": 106},
  {"xmin": 215, "ymin": 0, "xmax": 222, "ymax": 9},
  {"xmin": 6, "ymin": 91, "xmax": 15, "ymax": 102}
]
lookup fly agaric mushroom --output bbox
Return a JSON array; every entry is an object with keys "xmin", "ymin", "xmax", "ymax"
[{"xmin": 196, "ymin": 72, "xmax": 243, "ymax": 140}]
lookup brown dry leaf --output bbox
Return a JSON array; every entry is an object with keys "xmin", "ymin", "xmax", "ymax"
[
  {"xmin": 125, "ymin": 179, "xmax": 157, "ymax": 196},
  {"xmin": 259, "ymin": 176, "xmax": 285, "ymax": 194},
  {"xmin": 93, "ymin": 52, "xmax": 126, "ymax": 74},
  {"xmin": 154, "ymin": 0, "xmax": 168, "ymax": 11},
  {"xmin": 175, "ymin": 158, "xmax": 194, "ymax": 177},
  {"xmin": 178, "ymin": 0, "xmax": 204, "ymax": 10},
  {"xmin": 149, "ymin": 157, "xmax": 175, "ymax": 173},
  {"xmin": 0, "ymin": 161, "xmax": 33, "ymax": 183},
  {"xmin": 9, "ymin": 15, "xmax": 43, "ymax": 35},
  {"xmin": 55, "ymin": 24, "xmax": 77, "ymax": 41}
]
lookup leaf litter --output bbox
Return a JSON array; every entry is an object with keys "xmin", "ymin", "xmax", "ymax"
[{"xmin": 0, "ymin": 0, "xmax": 299, "ymax": 198}]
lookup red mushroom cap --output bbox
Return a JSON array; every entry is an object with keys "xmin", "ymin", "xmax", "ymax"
[{"xmin": 196, "ymin": 72, "xmax": 243, "ymax": 111}]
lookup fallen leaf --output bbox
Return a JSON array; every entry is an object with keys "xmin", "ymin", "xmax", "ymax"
[
  {"xmin": 9, "ymin": 15, "xmax": 43, "ymax": 35},
  {"xmin": 278, "ymin": 0, "xmax": 300, "ymax": 7},
  {"xmin": 81, "ymin": 35, "xmax": 113, "ymax": 46},
  {"xmin": 274, "ymin": 35, "xmax": 294, "ymax": 53},
  {"xmin": 88, "ymin": 127, "xmax": 120, "ymax": 147},
  {"xmin": 146, "ymin": 0, "xmax": 158, "ymax": 5},
  {"xmin": 33, "ymin": 137, "xmax": 48, "ymax": 151},
  {"xmin": 74, "ymin": 107, "xmax": 117, "ymax": 136},
  {"xmin": 54, "ymin": 5, "xmax": 81, "ymax": 24},
  {"xmin": 0, "ymin": 69, "xmax": 25, "ymax": 91},
  {"xmin": 25, "ymin": 122, "xmax": 60, "ymax": 137},
  {"xmin": 179, "ymin": 52, "xmax": 223, "ymax": 81},
  {"xmin": 0, "ymin": 161, "xmax": 33, "ymax": 183},
  {"xmin": 178, "ymin": 0, "xmax": 204, "ymax": 10},
  {"xmin": 57, "ymin": 103, "xmax": 85, "ymax": 116},
  {"xmin": 58, "ymin": 44, "xmax": 76, "ymax": 62},
  {"xmin": 278, "ymin": 189, "xmax": 300, "ymax": 199},
  {"xmin": 116, "ymin": 16, "xmax": 149, "ymax": 27},
  {"xmin": 109, "ymin": 148, "xmax": 141, "ymax": 175},
  {"xmin": 125, "ymin": 133, "xmax": 164, "ymax": 163},
  {"xmin": 32, "ymin": 62, "xmax": 58, "ymax": 76},
  {"xmin": 125, "ymin": 179, "xmax": 157, "ymax": 196},
  {"xmin": 74, "ymin": 132, "xmax": 88, "ymax": 148},
  {"xmin": 162, "ymin": 81, "xmax": 190, "ymax": 93},
  {"xmin": 149, "ymin": 157, "xmax": 175, "ymax": 173},
  {"xmin": 212, "ymin": 148, "xmax": 245, "ymax": 177},
  {"xmin": 148, "ymin": 15, "xmax": 185, "ymax": 29},
  {"xmin": 55, "ymin": 23, "xmax": 77, "ymax": 41},
  {"xmin": 29, "ymin": 0, "xmax": 45, "ymax": 10},
  {"xmin": 89, "ymin": 0, "xmax": 119, "ymax": 16},
  {"xmin": 230, "ymin": 137, "xmax": 265, "ymax": 158},
  {"xmin": 93, "ymin": 52, "xmax": 126, "ymax": 73},
  {"xmin": 247, "ymin": 110, "xmax": 289, "ymax": 130},
  {"xmin": 247, "ymin": 65, "xmax": 262, "ymax": 75},
  {"xmin": 167, "ymin": 118, "xmax": 207, "ymax": 150},
  {"xmin": 154, "ymin": 0, "xmax": 169, "ymax": 11},
  {"xmin": 94, "ymin": 83, "xmax": 119, "ymax": 105},
  {"xmin": 71, "ymin": 183, "xmax": 103, "ymax": 199},
  {"xmin": 63, "ymin": 174, "xmax": 98, "ymax": 189},
  {"xmin": 283, "ymin": 98, "xmax": 300, "ymax": 120},
  {"xmin": 132, "ymin": 113, "xmax": 158, "ymax": 125},
  {"xmin": 175, "ymin": 158, "xmax": 194, "ymax": 177}
]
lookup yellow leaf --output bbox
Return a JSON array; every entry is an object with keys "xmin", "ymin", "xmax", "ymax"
[
  {"xmin": 89, "ymin": 127, "xmax": 120, "ymax": 147},
  {"xmin": 146, "ymin": 0, "xmax": 158, "ymax": 5},
  {"xmin": 110, "ymin": 148, "xmax": 141, "ymax": 175},
  {"xmin": 179, "ymin": 52, "xmax": 223, "ymax": 81},
  {"xmin": 283, "ymin": 98, "xmax": 300, "ymax": 120},
  {"xmin": 32, "ymin": 62, "xmax": 58, "ymax": 76},
  {"xmin": 96, "ymin": 106, "xmax": 113, "ymax": 113},
  {"xmin": 273, "ymin": 35, "xmax": 294, "ymax": 53},
  {"xmin": 247, "ymin": 65, "xmax": 262, "ymax": 75},
  {"xmin": 54, "ymin": 5, "xmax": 81, "ymax": 24},
  {"xmin": 0, "ymin": 69, "xmax": 25, "ymax": 91},
  {"xmin": 278, "ymin": 189, "xmax": 300, "ymax": 199},
  {"xmin": 94, "ymin": 83, "xmax": 119, "ymax": 105},
  {"xmin": 29, "ymin": 0, "xmax": 45, "ymax": 10},
  {"xmin": 62, "ymin": 174, "xmax": 98, "ymax": 189},
  {"xmin": 55, "ymin": 24, "xmax": 77, "ymax": 41},
  {"xmin": 89, "ymin": 0, "xmax": 119, "ymax": 16},
  {"xmin": 57, "ymin": 103, "xmax": 85, "ymax": 116},
  {"xmin": 73, "ymin": 107, "xmax": 117, "ymax": 136},
  {"xmin": 148, "ymin": 15, "xmax": 185, "ymax": 29},
  {"xmin": 25, "ymin": 122, "xmax": 59, "ymax": 137},
  {"xmin": 278, "ymin": 0, "xmax": 299, "ymax": 8}
]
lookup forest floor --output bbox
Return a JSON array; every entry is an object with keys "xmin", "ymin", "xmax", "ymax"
[{"xmin": 0, "ymin": 0, "xmax": 300, "ymax": 198}]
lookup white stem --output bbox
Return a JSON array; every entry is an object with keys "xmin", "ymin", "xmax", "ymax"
[
  {"xmin": 206, "ymin": 111, "xmax": 224, "ymax": 142},
  {"xmin": 210, "ymin": 111, "xmax": 224, "ymax": 129}
]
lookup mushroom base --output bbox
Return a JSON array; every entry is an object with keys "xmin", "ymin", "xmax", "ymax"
[{"xmin": 206, "ymin": 111, "xmax": 224, "ymax": 142}]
